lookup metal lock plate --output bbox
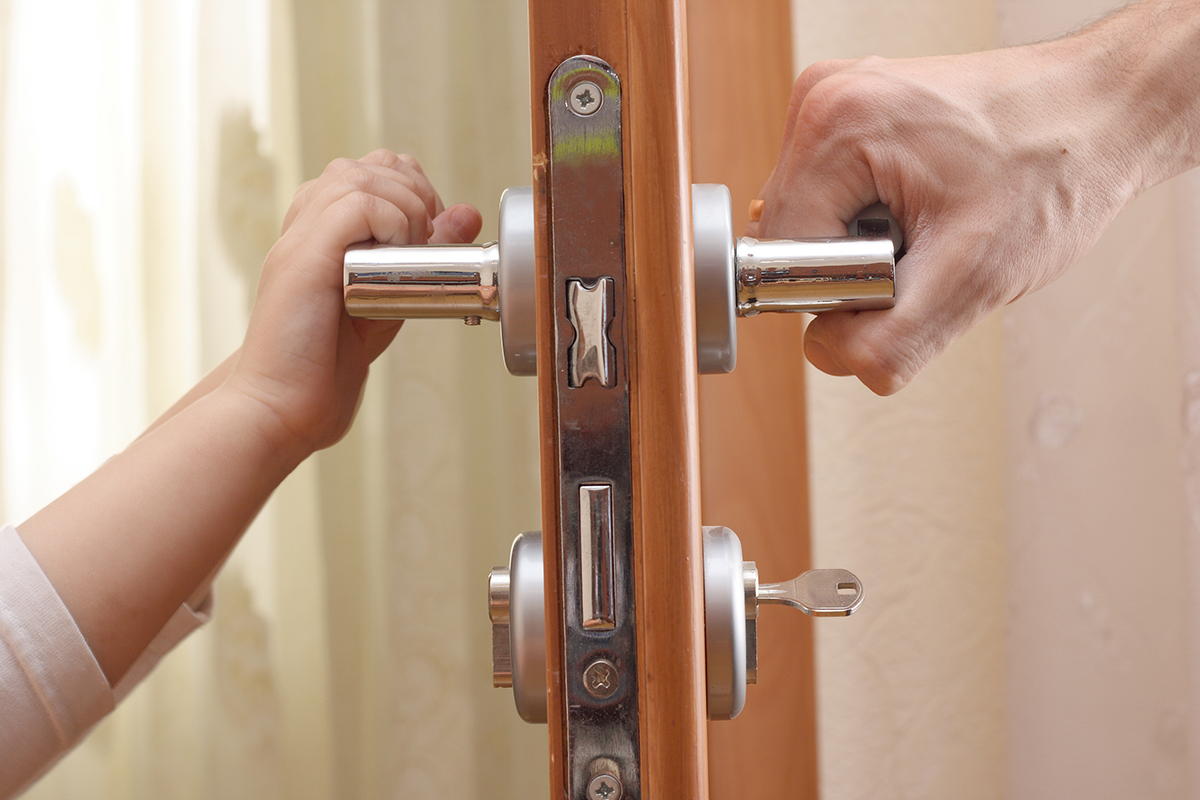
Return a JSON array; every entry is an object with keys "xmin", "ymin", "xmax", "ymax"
[{"xmin": 547, "ymin": 55, "xmax": 642, "ymax": 798}]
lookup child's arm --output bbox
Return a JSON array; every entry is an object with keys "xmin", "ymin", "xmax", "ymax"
[{"xmin": 17, "ymin": 150, "xmax": 482, "ymax": 686}]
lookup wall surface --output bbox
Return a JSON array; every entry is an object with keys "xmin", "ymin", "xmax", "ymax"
[
  {"xmin": 801, "ymin": 0, "xmax": 1200, "ymax": 798},
  {"xmin": 9, "ymin": 1, "xmax": 1200, "ymax": 798},
  {"xmin": 999, "ymin": 2, "xmax": 1192, "ymax": 798},
  {"xmin": 792, "ymin": 2, "xmax": 1008, "ymax": 798}
]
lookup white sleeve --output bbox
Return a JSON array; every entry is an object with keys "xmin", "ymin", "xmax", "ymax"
[
  {"xmin": 0, "ymin": 524, "xmax": 112, "ymax": 798},
  {"xmin": 112, "ymin": 585, "xmax": 212, "ymax": 702},
  {"xmin": 0, "ymin": 524, "xmax": 212, "ymax": 798}
]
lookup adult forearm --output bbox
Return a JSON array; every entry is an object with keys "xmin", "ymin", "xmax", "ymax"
[
  {"xmin": 1076, "ymin": 0, "xmax": 1200, "ymax": 190},
  {"xmin": 18, "ymin": 385, "xmax": 309, "ymax": 685}
]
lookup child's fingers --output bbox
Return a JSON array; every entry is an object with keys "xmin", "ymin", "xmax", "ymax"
[
  {"xmin": 429, "ymin": 203, "xmax": 483, "ymax": 245},
  {"xmin": 294, "ymin": 163, "xmax": 435, "ymax": 246},
  {"xmin": 281, "ymin": 179, "xmax": 317, "ymax": 234},
  {"xmin": 357, "ymin": 150, "xmax": 444, "ymax": 222},
  {"xmin": 310, "ymin": 190, "xmax": 428, "ymax": 272},
  {"xmin": 287, "ymin": 155, "xmax": 443, "ymax": 244}
]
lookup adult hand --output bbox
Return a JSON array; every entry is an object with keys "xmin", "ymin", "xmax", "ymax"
[{"xmin": 755, "ymin": 1, "xmax": 1200, "ymax": 394}]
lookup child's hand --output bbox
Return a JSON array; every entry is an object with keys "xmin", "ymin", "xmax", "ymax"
[{"xmin": 226, "ymin": 150, "xmax": 483, "ymax": 457}]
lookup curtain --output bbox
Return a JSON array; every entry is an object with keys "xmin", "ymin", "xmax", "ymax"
[{"xmin": 3, "ymin": 1, "xmax": 547, "ymax": 798}]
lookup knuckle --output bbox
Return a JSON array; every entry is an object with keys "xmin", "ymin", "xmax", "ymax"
[
  {"xmin": 799, "ymin": 74, "xmax": 867, "ymax": 130},
  {"xmin": 794, "ymin": 59, "xmax": 839, "ymax": 97},
  {"xmin": 365, "ymin": 147, "xmax": 399, "ymax": 166},
  {"xmin": 343, "ymin": 166, "xmax": 384, "ymax": 195},
  {"xmin": 346, "ymin": 189, "xmax": 384, "ymax": 216},
  {"xmin": 844, "ymin": 327, "xmax": 924, "ymax": 396},
  {"xmin": 325, "ymin": 157, "xmax": 359, "ymax": 178},
  {"xmin": 396, "ymin": 153, "xmax": 422, "ymax": 171},
  {"xmin": 796, "ymin": 65, "xmax": 896, "ymax": 142}
]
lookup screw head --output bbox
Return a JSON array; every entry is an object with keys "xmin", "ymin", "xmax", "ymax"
[
  {"xmin": 583, "ymin": 658, "xmax": 619, "ymax": 699},
  {"xmin": 568, "ymin": 81, "xmax": 603, "ymax": 116},
  {"xmin": 587, "ymin": 774, "xmax": 623, "ymax": 800}
]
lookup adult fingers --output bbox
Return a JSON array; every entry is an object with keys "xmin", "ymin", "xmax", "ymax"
[
  {"xmin": 800, "ymin": 221, "xmax": 1003, "ymax": 394},
  {"xmin": 758, "ymin": 71, "xmax": 887, "ymax": 241},
  {"xmin": 756, "ymin": 57, "xmax": 867, "ymax": 218},
  {"xmin": 777, "ymin": 58, "xmax": 859, "ymax": 145}
]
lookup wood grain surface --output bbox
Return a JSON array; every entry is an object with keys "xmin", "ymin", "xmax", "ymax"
[
  {"xmin": 527, "ymin": 1, "xmax": 708, "ymax": 796},
  {"xmin": 688, "ymin": 1, "xmax": 823, "ymax": 797}
]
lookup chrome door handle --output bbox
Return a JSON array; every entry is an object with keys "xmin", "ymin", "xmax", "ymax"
[{"xmin": 343, "ymin": 184, "xmax": 900, "ymax": 375}]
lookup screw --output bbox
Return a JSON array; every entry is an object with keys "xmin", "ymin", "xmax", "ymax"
[
  {"xmin": 568, "ymin": 81, "xmax": 603, "ymax": 117},
  {"xmin": 583, "ymin": 658, "xmax": 619, "ymax": 699},
  {"xmin": 463, "ymin": 315, "xmax": 481, "ymax": 326},
  {"xmin": 587, "ymin": 774, "xmax": 623, "ymax": 800}
]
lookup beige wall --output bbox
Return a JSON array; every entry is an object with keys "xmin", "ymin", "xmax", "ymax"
[
  {"xmin": 793, "ymin": 3, "xmax": 1008, "ymax": 798},
  {"xmin": 10, "ymin": 1, "xmax": 547, "ymax": 798},
  {"xmin": 1000, "ymin": 3, "xmax": 1192, "ymax": 797},
  {"xmin": 801, "ymin": 0, "xmax": 1199, "ymax": 798}
]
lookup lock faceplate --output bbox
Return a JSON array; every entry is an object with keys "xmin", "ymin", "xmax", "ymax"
[{"xmin": 546, "ymin": 55, "xmax": 642, "ymax": 799}]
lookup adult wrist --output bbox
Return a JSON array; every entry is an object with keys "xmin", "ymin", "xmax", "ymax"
[{"xmin": 1068, "ymin": 0, "xmax": 1200, "ymax": 192}]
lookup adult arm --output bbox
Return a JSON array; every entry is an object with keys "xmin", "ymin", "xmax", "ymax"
[{"xmin": 756, "ymin": 0, "xmax": 1200, "ymax": 394}]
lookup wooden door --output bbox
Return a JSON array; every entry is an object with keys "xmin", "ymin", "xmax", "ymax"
[
  {"xmin": 526, "ymin": 1, "xmax": 820, "ymax": 797},
  {"xmin": 527, "ymin": 1, "xmax": 708, "ymax": 798},
  {"xmin": 688, "ymin": 2, "xmax": 822, "ymax": 798}
]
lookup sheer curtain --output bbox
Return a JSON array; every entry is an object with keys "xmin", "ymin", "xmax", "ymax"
[{"xmin": 2, "ymin": 1, "xmax": 545, "ymax": 798}]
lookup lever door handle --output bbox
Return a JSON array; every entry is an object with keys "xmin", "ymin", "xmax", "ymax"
[{"xmin": 344, "ymin": 184, "xmax": 900, "ymax": 375}]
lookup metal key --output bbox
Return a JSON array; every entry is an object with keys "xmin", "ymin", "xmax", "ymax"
[{"xmin": 757, "ymin": 569, "xmax": 863, "ymax": 617}]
